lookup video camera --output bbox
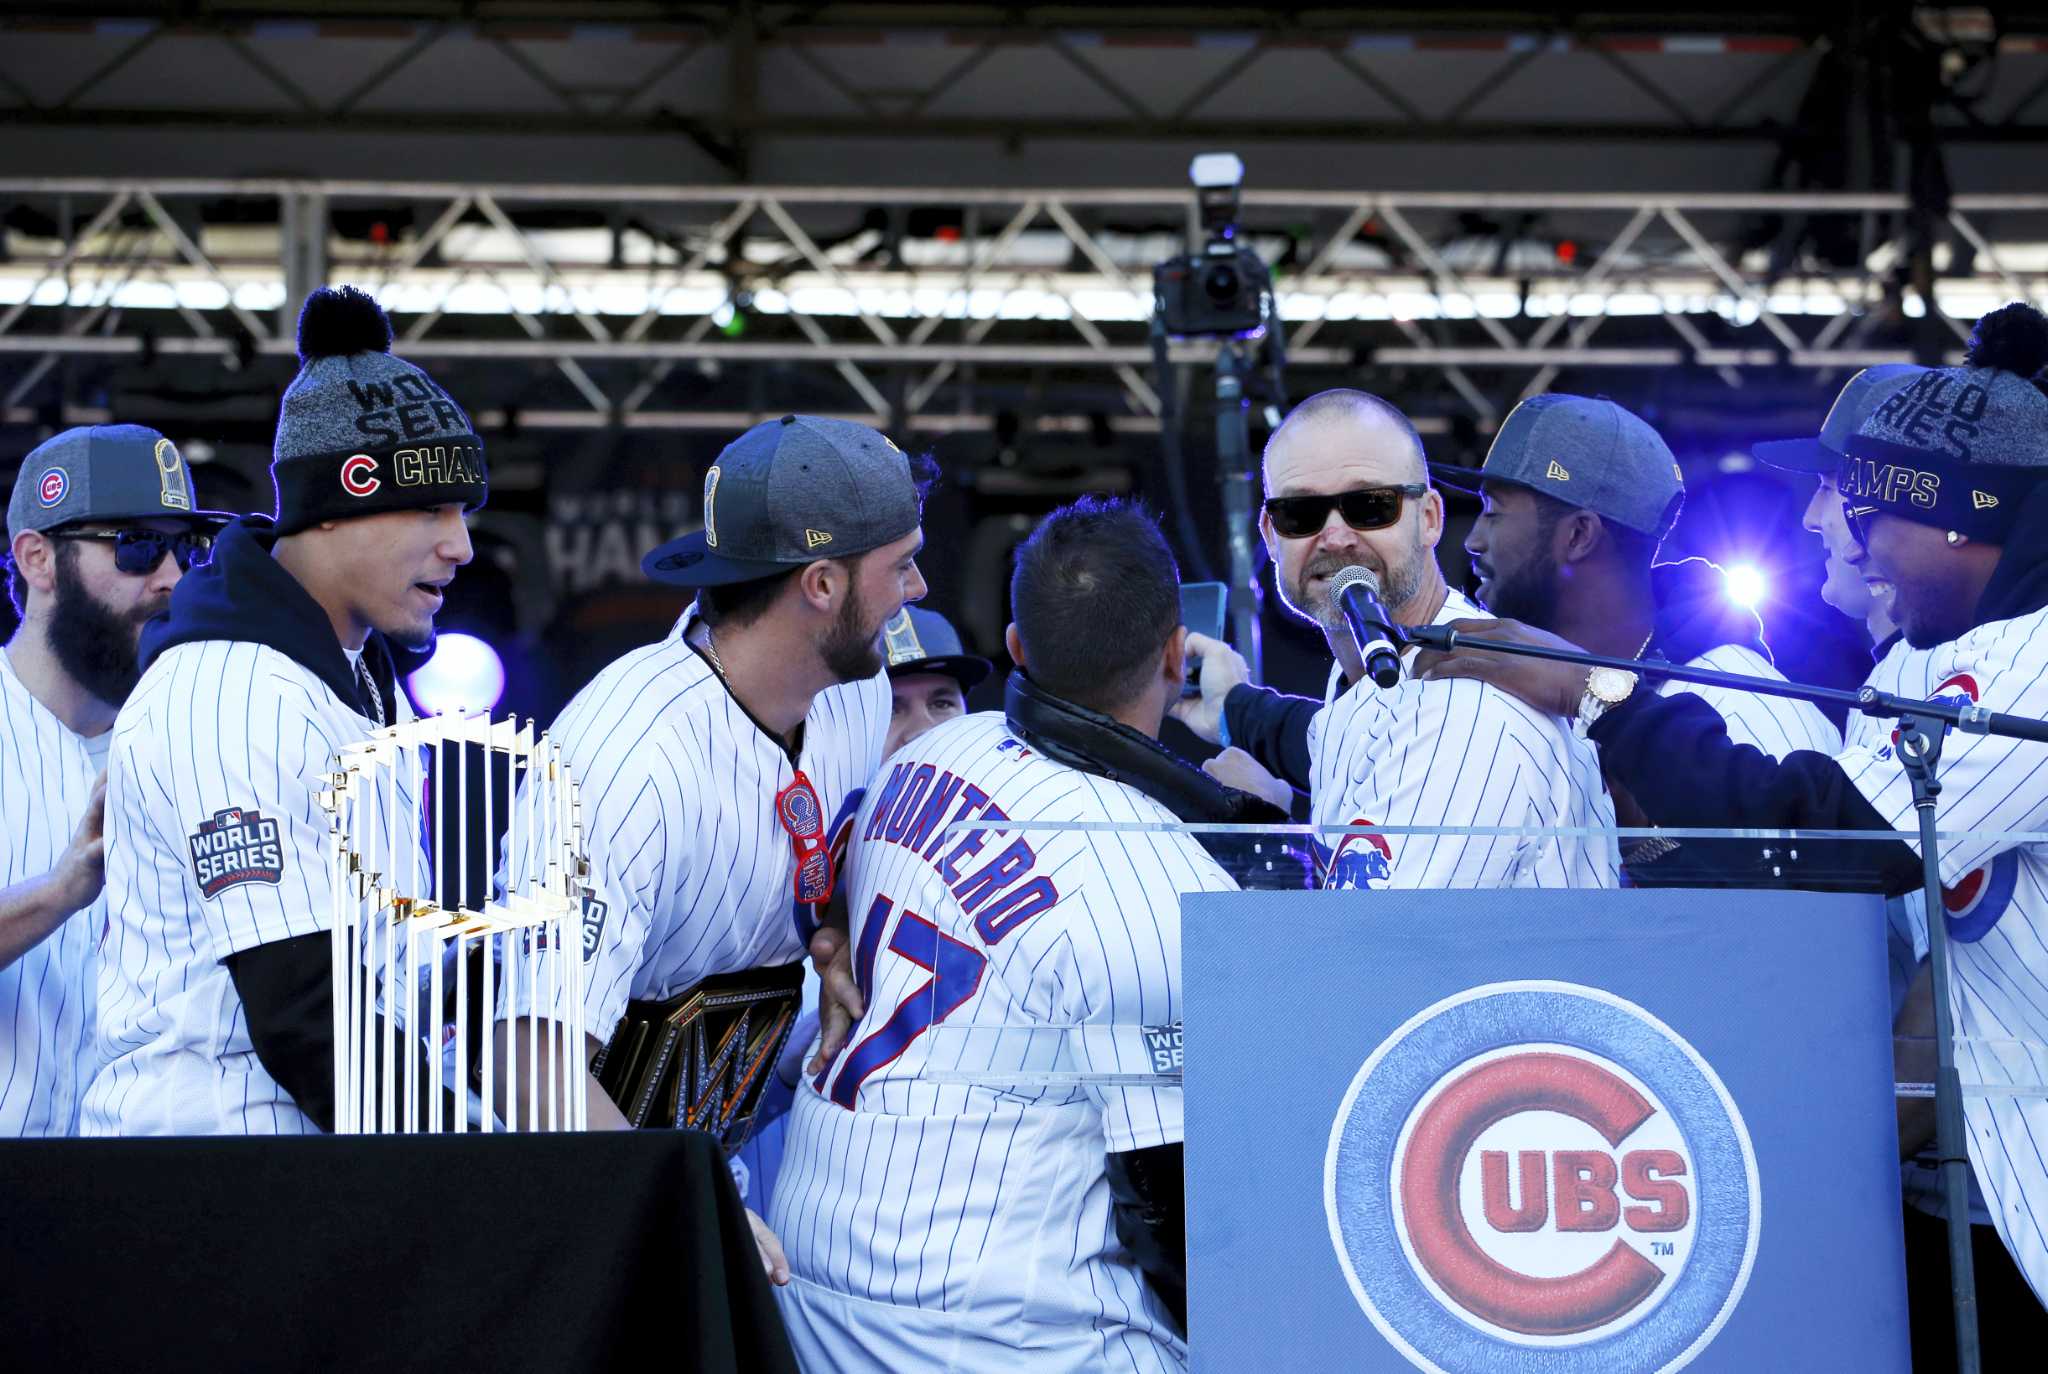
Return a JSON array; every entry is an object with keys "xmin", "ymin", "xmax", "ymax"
[{"xmin": 1152, "ymin": 152, "xmax": 1274, "ymax": 340}]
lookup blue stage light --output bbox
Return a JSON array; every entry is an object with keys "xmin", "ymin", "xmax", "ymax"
[
  {"xmin": 407, "ymin": 632, "xmax": 506, "ymax": 715},
  {"xmin": 1724, "ymin": 564, "xmax": 1768, "ymax": 609}
]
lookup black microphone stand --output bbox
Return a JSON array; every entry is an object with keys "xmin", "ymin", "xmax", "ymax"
[{"xmin": 1399, "ymin": 622, "xmax": 2043, "ymax": 1374}]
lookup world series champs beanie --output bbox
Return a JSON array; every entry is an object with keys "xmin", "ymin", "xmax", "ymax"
[{"xmin": 270, "ymin": 285, "xmax": 487, "ymax": 535}]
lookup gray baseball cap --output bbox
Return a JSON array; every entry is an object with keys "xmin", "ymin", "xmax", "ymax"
[
  {"xmin": 882, "ymin": 606, "xmax": 992, "ymax": 689},
  {"xmin": 1435, "ymin": 394, "xmax": 1685, "ymax": 539},
  {"xmin": 8, "ymin": 424, "xmax": 231, "ymax": 540},
  {"xmin": 644, "ymin": 415, "xmax": 923, "ymax": 586},
  {"xmin": 1752, "ymin": 364, "xmax": 1925, "ymax": 474}
]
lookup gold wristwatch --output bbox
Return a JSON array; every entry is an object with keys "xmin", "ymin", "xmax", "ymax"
[{"xmin": 1574, "ymin": 665, "xmax": 1639, "ymax": 738}]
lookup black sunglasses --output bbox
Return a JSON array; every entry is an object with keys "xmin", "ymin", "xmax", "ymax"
[
  {"xmin": 1264, "ymin": 484, "xmax": 1428, "ymax": 540},
  {"xmin": 52, "ymin": 526, "xmax": 214, "ymax": 574}
]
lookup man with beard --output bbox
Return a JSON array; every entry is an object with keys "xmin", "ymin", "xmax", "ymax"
[
  {"xmin": 0, "ymin": 425, "xmax": 223, "ymax": 1134},
  {"xmin": 1456, "ymin": 394, "xmax": 1838, "ymax": 761},
  {"xmin": 497, "ymin": 416, "xmax": 928, "ymax": 1280},
  {"xmin": 1417, "ymin": 303, "xmax": 2048, "ymax": 1310},
  {"xmin": 1451, "ymin": 394, "xmax": 1840, "ymax": 887},
  {"xmin": 81, "ymin": 286, "xmax": 484, "ymax": 1136},
  {"xmin": 1178, "ymin": 387, "xmax": 1616, "ymax": 889}
]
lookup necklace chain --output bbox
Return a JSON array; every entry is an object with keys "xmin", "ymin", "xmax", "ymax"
[{"xmin": 696, "ymin": 622, "xmax": 726, "ymax": 679}]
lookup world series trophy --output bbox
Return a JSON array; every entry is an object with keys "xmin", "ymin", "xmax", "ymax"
[{"xmin": 321, "ymin": 714, "xmax": 590, "ymax": 1134}]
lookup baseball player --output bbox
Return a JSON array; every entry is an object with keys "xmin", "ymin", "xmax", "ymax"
[
  {"xmin": 1180, "ymin": 388, "xmax": 1617, "ymax": 889},
  {"xmin": 81, "ymin": 286, "xmax": 485, "ymax": 1136},
  {"xmin": 1455, "ymin": 394, "xmax": 1840, "ymax": 757},
  {"xmin": 1449, "ymin": 394, "xmax": 1838, "ymax": 883},
  {"xmin": 0, "ymin": 426, "xmax": 224, "ymax": 1135},
  {"xmin": 732, "ymin": 604, "xmax": 995, "ymax": 1217},
  {"xmin": 493, "ymin": 419, "xmax": 925, "ymax": 1190},
  {"xmin": 1420, "ymin": 303, "xmax": 2048, "ymax": 1307},
  {"xmin": 1757, "ymin": 363, "xmax": 2048, "ymax": 1351},
  {"xmin": 772, "ymin": 496, "xmax": 1231, "ymax": 1373}
]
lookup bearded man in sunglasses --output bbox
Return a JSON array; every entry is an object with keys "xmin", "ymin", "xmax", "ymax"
[
  {"xmin": 1175, "ymin": 387, "xmax": 1618, "ymax": 889},
  {"xmin": 0, "ymin": 425, "xmax": 226, "ymax": 1135}
]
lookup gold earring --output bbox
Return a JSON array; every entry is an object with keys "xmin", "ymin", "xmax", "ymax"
[{"xmin": 1947, "ymin": 531, "xmax": 1963, "ymax": 546}]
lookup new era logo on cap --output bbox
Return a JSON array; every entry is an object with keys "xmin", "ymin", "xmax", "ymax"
[
  {"xmin": 1474, "ymin": 395, "xmax": 1683, "ymax": 540},
  {"xmin": 1975, "ymin": 490, "xmax": 2000, "ymax": 510},
  {"xmin": 643, "ymin": 414, "xmax": 922, "ymax": 587}
]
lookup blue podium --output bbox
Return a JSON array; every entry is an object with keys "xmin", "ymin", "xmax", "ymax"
[{"xmin": 1185, "ymin": 888, "xmax": 1909, "ymax": 1373}]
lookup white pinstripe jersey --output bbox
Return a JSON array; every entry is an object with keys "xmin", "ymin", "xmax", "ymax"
[
  {"xmin": 540, "ymin": 606, "xmax": 888, "ymax": 1041},
  {"xmin": 1307, "ymin": 587, "xmax": 1620, "ymax": 890},
  {"xmin": 1833, "ymin": 604, "xmax": 2048, "ymax": 1305},
  {"xmin": 82, "ymin": 640, "xmax": 402, "ymax": 1136},
  {"xmin": 0, "ymin": 648, "xmax": 108, "ymax": 1136},
  {"xmin": 1660, "ymin": 643, "xmax": 1843, "ymax": 759},
  {"xmin": 771, "ymin": 710, "xmax": 1226, "ymax": 1374}
]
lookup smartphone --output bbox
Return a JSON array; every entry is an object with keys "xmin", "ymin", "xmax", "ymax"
[{"xmin": 1179, "ymin": 582, "xmax": 1228, "ymax": 697}]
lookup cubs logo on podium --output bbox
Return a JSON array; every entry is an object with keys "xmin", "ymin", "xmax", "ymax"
[{"xmin": 1325, "ymin": 981, "xmax": 1760, "ymax": 1373}]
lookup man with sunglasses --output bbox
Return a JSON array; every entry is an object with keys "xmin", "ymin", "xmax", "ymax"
[
  {"xmin": 1177, "ymin": 387, "xmax": 1618, "ymax": 890},
  {"xmin": 0, "ymin": 424, "xmax": 225, "ymax": 1135},
  {"xmin": 81, "ymin": 286, "xmax": 484, "ymax": 1138},
  {"xmin": 492, "ymin": 415, "xmax": 930, "ymax": 1279},
  {"xmin": 1418, "ymin": 304, "xmax": 2048, "ymax": 1311}
]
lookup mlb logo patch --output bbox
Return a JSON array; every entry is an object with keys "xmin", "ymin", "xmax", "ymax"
[
  {"xmin": 187, "ymin": 806, "xmax": 286, "ymax": 898},
  {"xmin": 37, "ymin": 468, "xmax": 68, "ymax": 508}
]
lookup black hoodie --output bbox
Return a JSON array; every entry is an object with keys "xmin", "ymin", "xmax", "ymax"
[
  {"xmin": 142, "ymin": 516, "xmax": 434, "ymax": 1131},
  {"xmin": 1588, "ymin": 480, "xmax": 2048, "ymax": 895},
  {"xmin": 141, "ymin": 515, "xmax": 409, "ymax": 715}
]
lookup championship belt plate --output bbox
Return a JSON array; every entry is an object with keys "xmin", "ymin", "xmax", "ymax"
[{"xmin": 591, "ymin": 960, "xmax": 806, "ymax": 1151}]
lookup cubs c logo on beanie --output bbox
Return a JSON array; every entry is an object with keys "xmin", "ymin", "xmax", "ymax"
[{"xmin": 269, "ymin": 285, "xmax": 487, "ymax": 534}]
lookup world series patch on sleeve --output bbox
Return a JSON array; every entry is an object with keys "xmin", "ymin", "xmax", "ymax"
[{"xmin": 187, "ymin": 807, "xmax": 286, "ymax": 898}]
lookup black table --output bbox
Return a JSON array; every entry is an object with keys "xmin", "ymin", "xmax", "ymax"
[{"xmin": 3, "ymin": 1130, "xmax": 798, "ymax": 1373}]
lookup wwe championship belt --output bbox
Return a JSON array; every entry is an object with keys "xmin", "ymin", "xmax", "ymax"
[{"xmin": 591, "ymin": 960, "xmax": 805, "ymax": 1151}]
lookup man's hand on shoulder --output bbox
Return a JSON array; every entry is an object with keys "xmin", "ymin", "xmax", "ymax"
[
  {"xmin": 50, "ymin": 770, "xmax": 108, "ymax": 917},
  {"xmin": 1412, "ymin": 617, "xmax": 1592, "ymax": 719}
]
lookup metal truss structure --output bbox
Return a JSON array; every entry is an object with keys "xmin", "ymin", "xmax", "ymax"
[
  {"xmin": 4, "ymin": 176, "xmax": 2048, "ymax": 432},
  {"xmin": 5, "ymin": 4, "xmax": 2048, "ymax": 158}
]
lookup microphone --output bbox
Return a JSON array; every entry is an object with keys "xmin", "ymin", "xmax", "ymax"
[{"xmin": 1329, "ymin": 565, "xmax": 1405, "ymax": 689}]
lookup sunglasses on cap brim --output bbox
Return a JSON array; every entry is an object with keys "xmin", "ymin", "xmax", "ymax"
[
  {"xmin": 50, "ymin": 526, "xmax": 214, "ymax": 574},
  {"xmin": 1264, "ymin": 485, "xmax": 1429, "ymax": 540}
]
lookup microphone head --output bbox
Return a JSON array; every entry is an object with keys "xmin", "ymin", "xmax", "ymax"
[{"xmin": 1329, "ymin": 564, "xmax": 1382, "ymax": 600}]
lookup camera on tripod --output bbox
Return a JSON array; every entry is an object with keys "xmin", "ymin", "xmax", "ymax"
[{"xmin": 1153, "ymin": 152, "xmax": 1274, "ymax": 340}]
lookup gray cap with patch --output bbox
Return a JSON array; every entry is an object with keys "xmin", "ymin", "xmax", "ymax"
[
  {"xmin": 644, "ymin": 414, "xmax": 923, "ymax": 586},
  {"xmin": 8, "ymin": 424, "xmax": 230, "ymax": 540},
  {"xmin": 1442, "ymin": 394, "xmax": 1685, "ymax": 539}
]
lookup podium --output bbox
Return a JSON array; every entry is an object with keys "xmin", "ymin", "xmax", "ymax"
[{"xmin": 1184, "ymin": 887, "xmax": 1910, "ymax": 1373}]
